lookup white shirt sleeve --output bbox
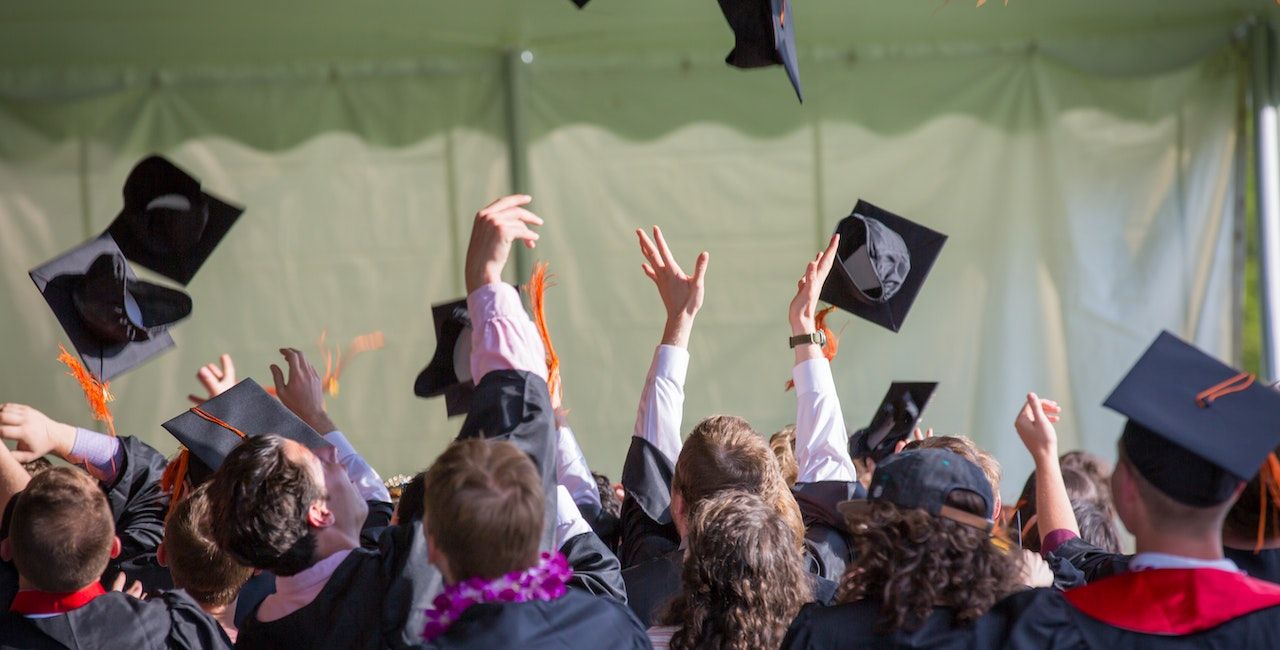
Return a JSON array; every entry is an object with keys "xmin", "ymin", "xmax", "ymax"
[
  {"xmin": 323, "ymin": 430, "xmax": 392, "ymax": 503},
  {"xmin": 632, "ymin": 345, "xmax": 689, "ymax": 467},
  {"xmin": 792, "ymin": 358, "xmax": 857, "ymax": 483},
  {"xmin": 554, "ymin": 485, "xmax": 593, "ymax": 549},
  {"xmin": 556, "ymin": 426, "xmax": 602, "ymax": 509}
]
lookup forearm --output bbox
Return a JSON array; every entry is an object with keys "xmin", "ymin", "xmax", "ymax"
[
  {"xmin": 792, "ymin": 358, "xmax": 855, "ymax": 483},
  {"xmin": 632, "ymin": 345, "xmax": 689, "ymax": 467},
  {"xmin": 67, "ymin": 428, "xmax": 124, "ymax": 483},
  {"xmin": 0, "ymin": 446, "xmax": 29, "ymax": 514},
  {"xmin": 1033, "ymin": 449, "xmax": 1079, "ymax": 548}
]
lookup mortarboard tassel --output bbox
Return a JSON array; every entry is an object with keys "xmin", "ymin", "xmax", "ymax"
[
  {"xmin": 319, "ymin": 330, "xmax": 386, "ymax": 397},
  {"xmin": 55, "ymin": 344, "xmax": 116, "ymax": 437},
  {"xmin": 527, "ymin": 262, "xmax": 562, "ymax": 402},
  {"xmin": 1258, "ymin": 453, "xmax": 1280, "ymax": 552},
  {"xmin": 160, "ymin": 449, "xmax": 192, "ymax": 521},
  {"xmin": 785, "ymin": 305, "xmax": 840, "ymax": 391}
]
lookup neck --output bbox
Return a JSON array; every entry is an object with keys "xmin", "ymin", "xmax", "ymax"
[
  {"xmin": 202, "ymin": 598, "xmax": 238, "ymax": 643},
  {"xmin": 311, "ymin": 529, "xmax": 360, "ymax": 562},
  {"xmin": 15, "ymin": 577, "xmax": 98, "ymax": 593},
  {"xmin": 1135, "ymin": 530, "xmax": 1226, "ymax": 561}
]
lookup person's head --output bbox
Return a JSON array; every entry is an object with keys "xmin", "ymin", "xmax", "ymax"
[
  {"xmin": 769, "ymin": 425, "xmax": 799, "ymax": 487},
  {"xmin": 160, "ymin": 483, "xmax": 253, "ymax": 608},
  {"xmin": 1, "ymin": 467, "xmax": 119, "ymax": 592},
  {"xmin": 839, "ymin": 449, "xmax": 1020, "ymax": 634},
  {"xmin": 206, "ymin": 435, "xmax": 367, "ymax": 576},
  {"xmin": 1060, "ymin": 450, "xmax": 1113, "ymax": 506},
  {"xmin": 593, "ymin": 471, "xmax": 622, "ymax": 520},
  {"xmin": 422, "ymin": 439, "xmax": 543, "ymax": 583},
  {"xmin": 658, "ymin": 490, "xmax": 809, "ymax": 650},
  {"xmin": 1015, "ymin": 465, "xmax": 1116, "ymax": 552},
  {"xmin": 671, "ymin": 415, "xmax": 804, "ymax": 545},
  {"xmin": 1111, "ymin": 433, "xmax": 1240, "ymax": 544},
  {"xmin": 904, "ymin": 435, "xmax": 1003, "ymax": 516},
  {"xmin": 1073, "ymin": 497, "xmax": 1123, "ymax": 554},
  {"xmin": 392, "ymin": 471, "xmax": 427, "ymax": 526}
]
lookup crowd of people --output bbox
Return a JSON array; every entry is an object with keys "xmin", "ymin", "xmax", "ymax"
[{"xmin": 3, "ymin": 192, "xmax": 1280, "ymax": 649}]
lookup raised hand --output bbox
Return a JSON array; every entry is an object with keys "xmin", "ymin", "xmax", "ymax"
[
  {"xmin": 636, "ymin": 226, "xmax": 709, "ymax": 349},
  {"xmin": 1014, "ymin": 392, "xmax": 1062, "ymax": 462},
  {"xmin": 464, "ymin": 195, "xmax": 543, "ymax": 294},
  {"xmin": 0, "ymin": 403, "xmax": 76, "ymax": 463},
  {"xmin": 188, "ymin": 354, "xmax": 237, "ymax": 405},
  {"xmin": 789, "ymin": 234, "xmax": 840, "ymax": 335},
  {"xmin": 893, "ymin": 427, "xmax": 935, "ymax": 455},
  {"xmin": 270, "ymin": 348, "xmax": 337, "ymax": 434}
]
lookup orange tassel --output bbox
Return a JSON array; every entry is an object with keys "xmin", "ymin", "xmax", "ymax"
[
  {"xmin": 785, "ymin": 306, "xmax": 840, "ymax": 391},
  {"xmin": 526, "ymin": 262, "xmax": 561, "ymax": 401},
  {"xmin": 1258, "ymin": 453, "xmax": 1280, "ymax": 552},
  {"xmin": 317, "ymin": 330, "xmax": 385, "ymax": 397},
  {"xmin": 160, "ymin": 449, "xmax": 191, "ymax": 521},
  {"xmin": 55, "ymin": 345, "xmax": 116, "ymax": 437}
]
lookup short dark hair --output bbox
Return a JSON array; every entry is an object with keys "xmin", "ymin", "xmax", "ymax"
[
  {"xmin": 205, "ymin": 435, "xmax": 321, "ymax": 577},
  {"xmin": 165, "ymin": 483, "xmax": 254, "ymax": 606},
  {"xmin": 395, "ymin": 471, "xmax": 427, "ymax": 523},
  {"xmin": 422, "ymin": 440, "xmax": 543, "ymax": 581},
  {"xmin": 593, "ymin": 471, "xmax": 622, "ymax": 519},
  {"xmin": 10, "ymin": 467, "xmax": 115, "ymax": 592}
]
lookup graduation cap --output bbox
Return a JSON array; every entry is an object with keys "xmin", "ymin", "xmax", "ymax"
[
  {"xmin": 162, "ymin": 378, "xmax": 332, "ymax": 487},
  {"xmin": 106, "ymin": 155, "xmax": 243, "ymax": 286},
  {"xmin": 1105, "ymin": 331, "xmax": 1280, "ymax": 507},
  {"xmin": 848, "ymin": 382, "xmax": 938, "ymax": 464},
  {"xmin": 414, "ymin": 298, "xmax": 476, "ymax": 418},
  {"xmin": 716, "ymin": 0, "xmax": 803, "ymax": 103},
  {"xmin": 569, "ymin": 0, "xmax": 589, "ymax": 6},
  {"xmin": 820, "ymin": 200, "xmax": 947, "ymax": 332},
  {"xmin": 29, "ymin": 234, "xmax": 191, "ymax": 381}
]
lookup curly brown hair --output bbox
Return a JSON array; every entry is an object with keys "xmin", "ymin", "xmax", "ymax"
[
  {"xmin": 658, "ymin": 490, "xmax": 810, "ymax": 650},
  {"xmin": 837, "ymin": 490, "xmax": 1021, "ymax": 635}
]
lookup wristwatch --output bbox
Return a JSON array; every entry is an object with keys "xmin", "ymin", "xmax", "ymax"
[{"xmin": 789, "ymin": 331, "xmax": 827, "ymax": 349}]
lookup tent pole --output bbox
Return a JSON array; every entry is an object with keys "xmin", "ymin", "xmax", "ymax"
[
  {"xmin": 1252, "ymin": 22, "xmax": 1280, "ymax": 381},
  {"xmin": 502, "ymin": 48, "xmax": 534, "ymax": 285}
]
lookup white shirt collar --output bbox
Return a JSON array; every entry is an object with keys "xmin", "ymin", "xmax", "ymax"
[{"xmin": 1130, "ymin": 552, "xmax": 1241, "ymax": 573}]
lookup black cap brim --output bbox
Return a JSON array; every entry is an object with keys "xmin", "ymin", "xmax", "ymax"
[
  {"xmin": 28, "ymin": 234, "xmax": 176, "ymax": 381},
  {"xmin": 821, "ymin": 200, "xmax": 947, "ymax": 332},
  {"xmin": 162, "ymin": 378, "xmax": 332, "ymax": 475},
  {"xmin": 106, "ymin": 157, "xmax": 244, "ymax": 286},
  {"xmin": 1104, "ymin": 331, "xmax": 1280, "ymax": 484}
]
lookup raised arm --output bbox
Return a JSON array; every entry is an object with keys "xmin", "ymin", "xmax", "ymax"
[
  {"xmin": 1013, "ymin": 392, "xmax": 1079, "ymax": 549},
  {"xmin": 789, "ymin": 234, "xmax": 856, "ymax": 484}
]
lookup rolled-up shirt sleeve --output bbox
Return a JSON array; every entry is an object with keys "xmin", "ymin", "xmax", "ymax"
[
  {"xmin": 324, "ymin": 430, "xmax": 391, "ymax": 503},
  {"xmin": 68, "ymin": 427, "xmax": 124, "ymax": 483},
  {"xmin": 557, "ymin": 426, "xmax": 602, "ymax": 509},
  {"xmin": 792, "ymin": 358, "xmax": 856, "ymax": 483},
  {"xmin": 467, "ymin": 282, "xmax": 548, "ymax": 383},
  {"xmin": 633, "ymin": 345, "xmax": 689, "ymax": 467}
]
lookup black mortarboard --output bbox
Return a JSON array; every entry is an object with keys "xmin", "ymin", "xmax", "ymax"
[
  {"xmin": 848, "ymin": 381, "xmax": 939, "ymax": 464},
  {"xmin": 716, "ymin": 0, "xmax": 803, "ymax": 103},
  {"xmin": 106, "ymin": 155, "xmax": 244, "ymax": 286},
  {"xmin": 1105, "ymin": 331, "xmax": 1280, "ymax": 507},
  {"xmin": 29, "ymin": 234, "xmax": 191, "ymax": 381},
  {"xmin": 570, "ymin": 0, "xmax": 589, "ymax": 6},
  {"xmin": 414, "ymin": 298, "xmax": 476, "ymax": 417},
  {"xmin": 162, "ymin": 378, "xmax": 332, "ymax": 484},
  {"xmin": 839, "ymin": 448, "xmax": 995, "ymax": 533},
  {"xmin": 820, "ymin": 200, "xmax": 947, "ymax": 332}
]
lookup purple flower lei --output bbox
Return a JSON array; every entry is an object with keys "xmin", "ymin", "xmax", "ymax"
[{"xmin": 422, "ymin": 551, "xmax": 572, "ymax": 642}]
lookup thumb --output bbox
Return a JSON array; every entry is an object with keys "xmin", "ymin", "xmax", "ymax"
[
  {"xmin": 9, "ymin": 450, "xmax": 40, "ymax": 464},
  {"xmin": 270, "ymin": 364, "xmax": 286, "ymax": 394},
  {"xmin": 692, "ymin": 251, "xmax": 710, "ymax": 286}
]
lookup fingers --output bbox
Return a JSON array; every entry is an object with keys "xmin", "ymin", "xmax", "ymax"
[
  {"xmin": 111, "ymin": 572, "xmax": 126, "ymax": 592},
  {"xmin": 816, "ymin": 233, "xmax": 841, "ymax": 276},
  {"xmin": 10, "ymin": 450, "xmax": 39, "ymax": 463},
  {"xmin": 652, "ymin": 226, "xmax": 680, "ymax": 274},
  {"xmin": 636, "ymin": 229, "xmax": 663, "ymax": 269},
  {"xmin": 125, "ymin": 580, "xmax": 144, "ymax": 599},
  {"xmin": 912, "ymin": 428, "xmax": 924, "ymax": 442},
  {"xmin": 270, "ymin": 364, "xmax": 286, "ymax": 395},
  {"xmin": 894, "ymin": 439, "xmax": 908, "ymax": 454},
  {"xmin": 219, "ymin": 353, "xmax": 235, "ymax": 380},
  {"xmin": 691, "ymin": 251, "xmax": 710, "ymax": 287},
  {"xmin": 281, "ymin": 348, "xmax": 305, "ymax": 382},
  {"xmin": 641, "ymin": 263, "xmax": 657, "ymax": 282},
  {"xmin": 478, "ymin": 194, "xmax": 532, "ymax": 216},
  {"xmin": 1028, "ymin": 392, "xmax": 1049, "ymax": 424}
]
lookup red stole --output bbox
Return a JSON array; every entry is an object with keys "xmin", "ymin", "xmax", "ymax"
[
  {"xmin": 9, "ymin": 583, "xmax": 106, "ymax": 616},
  {"xmin": 1064, "ymin": 568, "xmax": 1280, "ymax": 635}
]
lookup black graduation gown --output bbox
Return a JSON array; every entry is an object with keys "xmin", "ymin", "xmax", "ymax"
[
  {"xmin": 622, "ymin": 546, "xmax": 837, "ymax": 627},
  {"xmin": 987, "ymin": 568, "xmax": 1280, "ymax": 649},
  {"xmin": 782, "ymin": 600, "xmax": 992, "ymax": 650},
  {"xmin": 0, "ymin": 590, "xmax": 228, "ymax": 650},
  {"xmin": 1224, "ymin": 546, "xmax": 1280, "ymax": 585},
  {"xmin": 420, "ymin": 588, "xmax": 650, "ymax": 650},
  {"xmin": 793, "ymin": 479, "xmax": 864, "ymax": 582},
  {"xmin": 1047, "ymin": 536, "xmax": 1132, "ymax": 583}
]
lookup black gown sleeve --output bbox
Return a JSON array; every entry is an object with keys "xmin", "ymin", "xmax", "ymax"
[
  {"xmin": 378, "ymin": 518, "xmax": 444, "ymax": 649},
  {"xmin": 793, "ymin": 480, "xmax": 863, "ymax": 582},
  {"xmin": 619, "ymin": 437, "xmax": 679, "ymax": 569},
  {"xmin": 1047, "ymin": 536, "xmax": 1131, "ymax": 583},
  {"xmin": 360, "ymin": 498, "xmax": 395, "ymax": 548},
  {"xmin": 561, "ymin": 530, "xmax": 628, "ymax": 603},
  {"xmin": 101, "ymin": 436, "xmax": 171, "ymax": 585}
]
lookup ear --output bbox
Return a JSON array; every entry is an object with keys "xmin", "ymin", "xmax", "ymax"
[
  {"xmin": 426, "ymin": 530, "xmax": 452, "ymax": 584},
  {"xmin": 306, "ymin": 500, "xmax": 336, "ymax": 529},
  {"xmin": 315, "ymin": 445, "xmax": 339, "ymax": 465},
  {"xmin": 110, "ymin": 536, "xmax": 122, "ymax": 559},
  {"xmin": 0, "ymin": 539, "xmax": 10, "ymax": 563},
  {"xmin": 992, "ymin": 492, "xmax": 1003, "ymax": 520},
  {"xmin": 156, "ymin": 542, "xmax": 168, "ymax": 568}
]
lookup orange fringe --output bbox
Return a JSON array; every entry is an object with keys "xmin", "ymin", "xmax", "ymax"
[
  {"xmin": 1257, "ymin": 453, "xmax": 1280, "ymax": 552},
  {"xmin": 527, "ymin": 262, "xmax": 561, "ymax": 401},
  {"xmin": 55, "ymin": 344, "xmax": 116, "ymax": 437},
  {"xmin": 785, "ymin": 306, "xmax": 840, "ymax": 391},
  {"xmin": 160, "ymin": 449, "xmax": 191, "ymax": 521},
  {"xmin": 317, "ymin": 330, "xmax": 385, "ymax": 397}
]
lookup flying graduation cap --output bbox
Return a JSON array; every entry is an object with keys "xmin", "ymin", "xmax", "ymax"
[
  {"xmin": 848, "ymin": 381, "xmax": 939, "ymax": 464},
  {"xmin": 29, "ymin": 234, "xmax": 192, "ymax": 381},
  {"xmin": 106, "ymin": 155, "xmax": 244, "ymax": 286},
  {"xmin": 717, "ymin": 0, "xmax": 803, "ymax": 103},
  {"xmin": 415, "ymin": 298, "xmax": 477, "ymax": 418},
  {"xmin": 1105, "ymin": 331, "xmax": 1280, "ymax": 507},
  {"xmin": 820, "ymin": 200, "xmax": 947, "ymax": 333}
]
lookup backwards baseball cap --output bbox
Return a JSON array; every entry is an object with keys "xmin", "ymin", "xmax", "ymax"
[{"xmin": 839, "ymin": 448, "xmax": 995, "ymax": 533}]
